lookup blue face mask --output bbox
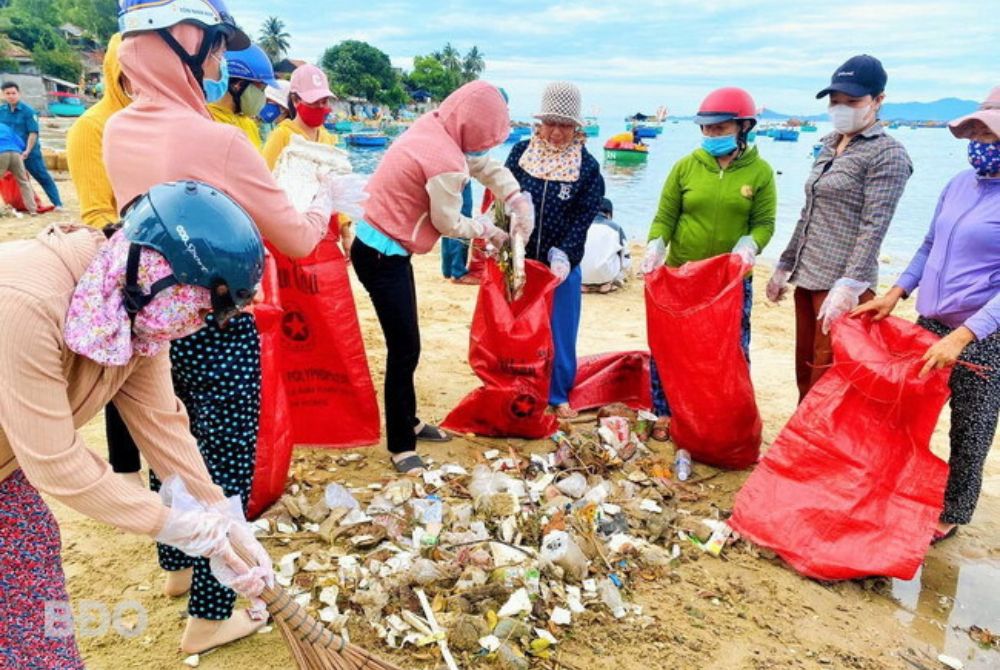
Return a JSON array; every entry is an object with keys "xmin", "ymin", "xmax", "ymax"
[
  {"xmin": 202, "ymin": 56, "xmax": 229, "ymax": 103},
  {"xmin": 466, "ymin": 150, "xmax": 489, "ymax": 158},
  {"xmin": 259, "ymin": 102, "xmax": 282, "ymax": 123},
  {"xmin": 702, "ymin": 134, "xmax": 738, "ymax": 157},
  {"xmin": 968, "ymin": 140, "xmax": 1000, "ymax": 176}
]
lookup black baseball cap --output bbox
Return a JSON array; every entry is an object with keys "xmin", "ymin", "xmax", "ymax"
[{"xmin": 816, "ymin": 55, "xmax": 887, "ymax": 99}]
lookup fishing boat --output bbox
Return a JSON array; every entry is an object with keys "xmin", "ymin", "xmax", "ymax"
[
  {"xmin": 346, "ymin": 132, "xmax": 390, "ymax": 147},
  {"xmin": 583, "ymin": 116, "xmax": 600, "ymax": 136},
  {"xmin": 773, "ymin": 128, "xmax": 800, "ymax": 142},
  {"xmin": 800, "ymin": 122, "xmax": 818, "ymax": 132},
  {"xmin": 46, "ymin": 91, "xmax": 86, "ymax": 117},
  {"xmin": 747, "ymin": 130, "xmax": 757, "ymax": 142},
  {"xmin": 627, "ymin": 124, "xmax": 659, "ymax": 139},
  {"xmin": 505, "ymin": 125, "xmax": 532, "ymax": 143},
  {"xmin": 604, "ymin": 133, "xmax": 649, "ymax": 163}
]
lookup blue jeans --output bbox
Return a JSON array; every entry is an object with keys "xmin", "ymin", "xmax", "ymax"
[
  {"xmin": 549, "ymin": 265, "xmax": 582, "ymax": 406},
  {"xmin": 651, "ymin": 276, "xmax": 753, "ymax": 417},
  {"xmin": 23, "ymin": 150, "xmax": 61, "ymax": 207},
  {"xmin": 441, "ymin": 237, "xmax": 470, "ymax": 279}
]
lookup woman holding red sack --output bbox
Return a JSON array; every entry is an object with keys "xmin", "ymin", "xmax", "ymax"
[{"xmin": 853, "ymin": 87, "xmax": 1000, "ymax": 543}]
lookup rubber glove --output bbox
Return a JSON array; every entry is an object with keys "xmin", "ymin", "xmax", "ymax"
[
  {"xmin": 474, "ymin": 213, "xmax": 509, "ymax": 248},
  {"xmin": 766, "ymin": 267, "xmax": 791, "ymax": 303},
  {"xmin": 549, "ymin": 247, "xmax": 571, "ymax": 284},
  {"xmin": 507, "ymin": 191, "xmax": 535, "ymax": 239},
  {"xmin": 817, "ymin": 278, "xmax": 869, "ymax": 335},
  {"xmin": 155, "ymin": 505, "xmax": 232, "ymax": 559},
  {"xmin": 732, "ymin": 236, "xmax": 758, "ymax": 266},
  {"xmin": 641, "ymin": 238, "xmax": 666, "ymax": 275},
  {"xmin": 208, "ymin": 497, "xmax": 274, "ymax": 607},
  {"xmin": 309, "ymin": 173, "xmax": 369, "ymax": 221}
]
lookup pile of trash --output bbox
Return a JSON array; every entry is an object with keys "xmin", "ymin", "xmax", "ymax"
[{"xmin": 252, "ymin": 404, "xmax": 739, "ymax": 668}]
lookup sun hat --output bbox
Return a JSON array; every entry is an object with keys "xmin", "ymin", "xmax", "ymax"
[
  {"xmin": 290, "ymin": 63, "xmax": 335, "ymax": 104},
  {"xmin": 534, "ymin": 81, "xmax": 584, "ymax": 126},
  {"xmin": 816, "ymin": 54, "xmax": 887, "ymax": 99},
  {"xmin": 949, "ymin": 86, "xmax": 1000, "ymax": 139},
  {"xmin": 265, "ymin": 79, "xmax": 291, "ymax": 109}
]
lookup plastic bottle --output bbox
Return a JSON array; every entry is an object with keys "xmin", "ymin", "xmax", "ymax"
[
  {"xmin": 673, "ymin": 449, "xmax": 692, "ymax": 481},
  {"xmin": 597, "ymin": 577, "xmax": 627, "ymax": 619}
]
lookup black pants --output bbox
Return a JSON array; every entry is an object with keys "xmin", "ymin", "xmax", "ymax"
[
  {"xmin": 918, "ymin": 318, "xmax": 1000, "ymax": 525},
  {"xmin": 351, "ymin": 239, "xmax": 420, "ymax": 455},
  {"xmin": 106, "ymin": 402, "xmax": 141, "ymax": 473}
]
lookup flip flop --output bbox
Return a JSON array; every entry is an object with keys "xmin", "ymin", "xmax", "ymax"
[
  {"xmin": 931, "ymin": 526, "xmax": 958, "ymax": 545},
  {"xmin": 392, "ymin": 453, "xmax": 426, "ymax": 474},
  {"xmin": 414, "ymin": 421, "xmax": 452, "ymax": 442}
]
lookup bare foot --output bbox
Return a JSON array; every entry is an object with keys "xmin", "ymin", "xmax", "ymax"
[
  {"xmin": 651, "ymin": 417, "xmax": 671, "ymax": 442},
  {"xmin": 451, "ymin": 274, "xmax": 480, "ymax": 285},
  {"xmin": 552, "ymin": 403, "xmax": 578, "ymax": 419},
  {"xmin": 163, "ymin": 567, "xmax": 193, "ymax": 597},
  {"xmin": 180, "ymin": 610, "xmax": 267, "ymax": 655}
]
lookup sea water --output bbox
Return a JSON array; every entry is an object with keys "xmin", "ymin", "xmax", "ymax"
[{"xmin": 344, "ymin": 117, "xmax": 971, "ymax": 277}]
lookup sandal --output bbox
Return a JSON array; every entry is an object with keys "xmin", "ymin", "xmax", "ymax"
[
  {"xmin": 551, "ymin": 403, "xmax": 578, "ymax": 419},
  {"xmin": 451, "ymin": 274, "xmax": 481, "ymax": 285},
  {"xmin": 931, "ymin": 525, "xmax": 957, "ymax": 545},
  {"xmin": 414, "ymin": 421, "xmax": 452, "ymax": 442},
  {"xmin": 392, "ymin": 452, "xmax": 426, "ymax": 474},
  {"xmin": 651, "ymin": 417, "xmax": 671, "ymax": 442}
]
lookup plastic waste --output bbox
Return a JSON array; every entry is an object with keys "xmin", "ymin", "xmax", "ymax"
[
  {"xmin": 554, "ymin": 473, "xmax": 587, "ymax": 499},
  {"xmin": 597, "ymin": 578, "xmax": 627, "ymax": 619},
  {"xmin": 540, "ymin": 531, "xmax": 590, "ymax": 582},
  {"xmin": 324, "ymin": 483, "xmax": 360, "ymax": 510},
  {"xmin": 468, "ymin": 465, "xmax": 518, "ymax": 500},
  {"xmin": 673, "ymin": 449, "xmax": 692, "ymax": 482}
]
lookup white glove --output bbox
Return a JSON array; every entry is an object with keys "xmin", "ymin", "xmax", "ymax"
[
  {"xmin": 548, "ymin": 247, "xmax": 570, "ymax": 284},
  {"xmin": 507, "ymin": 191, "xmax": 535, "ymax": 240},
  {"xmin": 732, "ymin": 236, "xmax": 758, "ymax": 266},
  {"xmin": 474, "ymin": 213, "xmax": 509, "ymax": 248},
  {"xmin": 308, "ymin": 173, "xmax": 369, "ymax": 221},
  {"xmin": 817, "ymin": 278, "xmax": 869, "ymax": 335},
  {"xmin": 156, "ymin": 506, "xmax": 232, "ymax": 558},
  {"xmin": 766, "ymin": 267, "xmax": 791, "ymax": 303},
  {"xmin": 641, "ymin": 238, "xmax": 666, "ymax": 275},
  {"xmin": 208, "ymin": 497, "xmax": 274, "ymax": 607}
]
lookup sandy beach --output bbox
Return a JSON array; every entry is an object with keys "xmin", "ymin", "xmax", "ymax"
[{"xmin": 4, "ymin": 148, "xmax": 998, "ymax": 670}]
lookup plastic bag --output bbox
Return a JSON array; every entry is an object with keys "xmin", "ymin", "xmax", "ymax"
[
  {"xmin": 268, "ymin": 230, "xmax": 380, "ymax": 448},
  {"xmin": 442, "ymin": 259, "xmax": 560, "ymax": 438},
  {"xmin": 568, "ymin": 351, "xmax": 652, "ymax": 412},
  {"xmin": 730, "ymin": 316, "xmax": 952, "ymax": 580},
  {"xmin": 645, "ymin": 255, "xmax": 761, "ymax": 469},
  {"xmin": 0, "ymin": 173, "xmax": 52, "ymax": 213}
]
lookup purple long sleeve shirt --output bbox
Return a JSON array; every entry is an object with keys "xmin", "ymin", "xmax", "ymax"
[{"xmin": 896, "ymin": 170, "xmax": 1000, "ymax": 340}]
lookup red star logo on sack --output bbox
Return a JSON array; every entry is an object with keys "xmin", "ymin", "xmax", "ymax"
[{"xmin": 281, "ymin": 311, "xmax": 310, "ymax": 342}]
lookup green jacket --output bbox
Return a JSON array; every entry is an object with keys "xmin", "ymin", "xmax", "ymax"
[{"xmin": 648, "ymin": 145, "xmax": 777, "ymax": 267}]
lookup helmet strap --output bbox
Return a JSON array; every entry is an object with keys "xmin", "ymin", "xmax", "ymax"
[
  {"xmin": 155, "ymin": 25, "xmax": 223, "ymax": 87},
  {"xmin": 121, "ymin": 243, "xmax": 179, "ymax": 329}
]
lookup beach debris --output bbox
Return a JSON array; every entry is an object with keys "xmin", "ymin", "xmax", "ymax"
[
  {"xmin": 937, "ymin": 654, "xmax": 964, "ymax": 670},
  {"xmin": 970, "ymin": 625, "xmax": 999, "ymax": 649},
  {"xmin": 182, "ymin": 654, "xmax": 200, "ymax": 668},
  {"xmin": 272, "ymin": 134, "xmax": 353, "ymax": 210},
  {"xmin": 674, "ymin": 448, "xmax": 692, "ymax": 481}
]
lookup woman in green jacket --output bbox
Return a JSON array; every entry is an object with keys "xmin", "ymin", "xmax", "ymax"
[{"xmin": 642, "ymin": 87, "xmax": 777, "ymax": 433}]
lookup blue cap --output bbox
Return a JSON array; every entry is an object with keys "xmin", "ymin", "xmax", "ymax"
[{"xmin": 816, "ymin": 54, "xmax": 887, "ymax": 99}]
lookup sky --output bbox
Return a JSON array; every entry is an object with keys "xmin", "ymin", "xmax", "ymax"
[{"xmin": 236, "ymin": 0, "xmax": 995, "ymax": 118}]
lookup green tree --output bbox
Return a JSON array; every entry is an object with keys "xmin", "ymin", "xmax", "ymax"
[
  {"xmin": 439, "ymin": 42, "xmax": 460, "ymax": 74},
  {"xmin": 407, "ymin": 54, "xmax": 461, "ymax": 101},
  {"xmin": 58, "ymin": 0, "xmax": 118, "ymax": 42},
  {"xmin": 34, "ymin": 45, "xmax": 81, "ymax": 80},
  {"xmin": 461, "ymin": 46, "xmax": 484, "ymax": 83},
  {"xmin": 320, "ymin": 40, "xmax": 399, "ymax": 103},
  {"xmin": 257, "ymin": 16, "xmax": 289, "ymax": 63},
  {"xmin": 9, "ymin": 0, "xmax": 59, "ymax": 24},
  {"xmin": 2, "ymin": 14, "xmax": 63, "ymax": 51}
]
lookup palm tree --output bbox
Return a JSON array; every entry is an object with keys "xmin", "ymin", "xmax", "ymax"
[
  {"xmin": 258, "ymin": 16, "xmax": 290, "ymax": 63},
  {"xmin": 440, "ymin": 43, "xmax": 461, "ymax": 74},
  {"xmin": 461, "ymin": 46, "xmax": 485, "ymax": 83}
]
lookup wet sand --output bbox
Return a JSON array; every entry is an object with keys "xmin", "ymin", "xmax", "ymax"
[{"xmin": 6, "ymin": 134, "xmax": 998, "ymax": 669}]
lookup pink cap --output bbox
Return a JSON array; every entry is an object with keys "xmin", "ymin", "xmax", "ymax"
[
  {"xmin": 949, "ymin": 86, "xmax": 1000, "ymax": 139},
  {"xmin": 290, "ymin": 64, "xmax": 335, "ymax": 104}
]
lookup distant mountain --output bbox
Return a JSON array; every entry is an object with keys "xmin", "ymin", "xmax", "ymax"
[{"xmin": 759, "ymin": 98, "xmax": 978, "ymax": 123}]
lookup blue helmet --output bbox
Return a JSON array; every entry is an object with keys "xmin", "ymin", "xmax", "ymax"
[
  {"xmin": 120, "ymin": 181, "xmax": 264, "ymax": 327},
  {"xmin": 118, "ymin": 0, "xmax": 249, "ymax": 85},
  {"xmin": 226, "ymin": 44, "xmax": 279, "ymax": 87}
]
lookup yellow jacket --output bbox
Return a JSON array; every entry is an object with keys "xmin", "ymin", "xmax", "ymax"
[
  {"xmin": 262, "ymin": 119, "xmax": 337, "ymax": 170},
  {"xmin": 67, "ymin": 33, "xmax": 130, "ymax": 227},
  {"xmin": 207, "ymin": 103, "xmax": 263, "ymax": 151}
]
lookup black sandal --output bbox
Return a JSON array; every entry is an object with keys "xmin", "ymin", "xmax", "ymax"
[
  {"xmin": 414, "ymin": 421, "xmax": 452, "ymax": 442},
  {"xmin": 392, "ymin": 453, "xmax": 426, "ymax": 474},
  {"xmin": 931, "ymin": 526, "xmax": 958, "ymax": 545}
]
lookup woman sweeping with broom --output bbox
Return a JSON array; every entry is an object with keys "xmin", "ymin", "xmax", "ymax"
[{"xmin": 0, "ymin": 182, "xmax": 273, "ymax": 669}]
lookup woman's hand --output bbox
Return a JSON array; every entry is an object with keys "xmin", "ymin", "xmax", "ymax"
[
  {"xmin": 919, "ymin": 326, "xmax": 976, "ymax": 378},
  {"xmin": 851, "ymin": 286, "xmax": 905, "ymax": 321}
]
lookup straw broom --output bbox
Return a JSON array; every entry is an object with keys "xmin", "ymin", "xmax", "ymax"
[
  {"xmin": 492, "ymin": 196, "xmax": 526, "ymax": 302},
  {"xmin": 234, "ymin": 545, "xmax": 405, "ymax": 670}
]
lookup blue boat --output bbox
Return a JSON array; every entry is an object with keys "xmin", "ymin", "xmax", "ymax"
[
  {"xmin": 347, "ymin": 132, "xmax": 390, "ymax": 147},
  {"xmin": 583, "ymin": 116, "xmax": 600, "ymax": 136},
  {"xmin": 505, "ymin": 125, "xmax": 532, "ymax": 143},
  {"xmin": 773, "ymin": 128, "xmax": 800, "ymax": 142},
  {"xmin": 747, "ymin": 130, "xmax": 757, "ymax": 142},
  {"xmin": 811, "ymin": 143, "xmax": 823, "ymax": 159},
  {"xmin": 631, "ymin": 126, "xmax": 658, "ymax": 139}
]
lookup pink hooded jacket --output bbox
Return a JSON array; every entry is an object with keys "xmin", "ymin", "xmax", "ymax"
[
  {"xmin": 103, "ymin": 25, "xmax": 326, "ymax": 258},
  {"xmin": 364, "ymin": 81, "xmax": 520, "ymax": 254}
]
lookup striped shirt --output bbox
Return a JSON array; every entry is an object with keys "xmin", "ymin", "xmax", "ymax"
[{"xmin": 778, "ymin": 124, "xmax": 913, "ymax": 290}]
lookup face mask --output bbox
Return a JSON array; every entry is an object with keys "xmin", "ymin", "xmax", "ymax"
[
  {"xmin": 466, "ymin": 152, "xmax": 491, "ymax": 173},
  {"xmin": 295, "ymin": 102, "xmax": 330, "ymax": 128},
  {"xmin": 239, "ymin": 84, "xmax": 266, "ymax": 118},
  {"xmin": 968, "ymin": 140, "xmax": 1000, "ymax": 176},
  {"xmin": 829, "ymin": 103, "xmax": 872, "ymax": 134},
  {"xmin": 259, "ymin": 101, "xmax": 282, "ymax": 123},
  {"xmin": 701, "ymin": 134, "xmax": 738, "ymax": 157},
  {"xmin": 202, "ymin": 56, "xmax": 229, "ymax": 103}
]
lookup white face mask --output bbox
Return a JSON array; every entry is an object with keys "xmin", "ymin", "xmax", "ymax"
[{"xmin": 829, "ymin": 104, "xmax": 873, "ymax": 134}]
